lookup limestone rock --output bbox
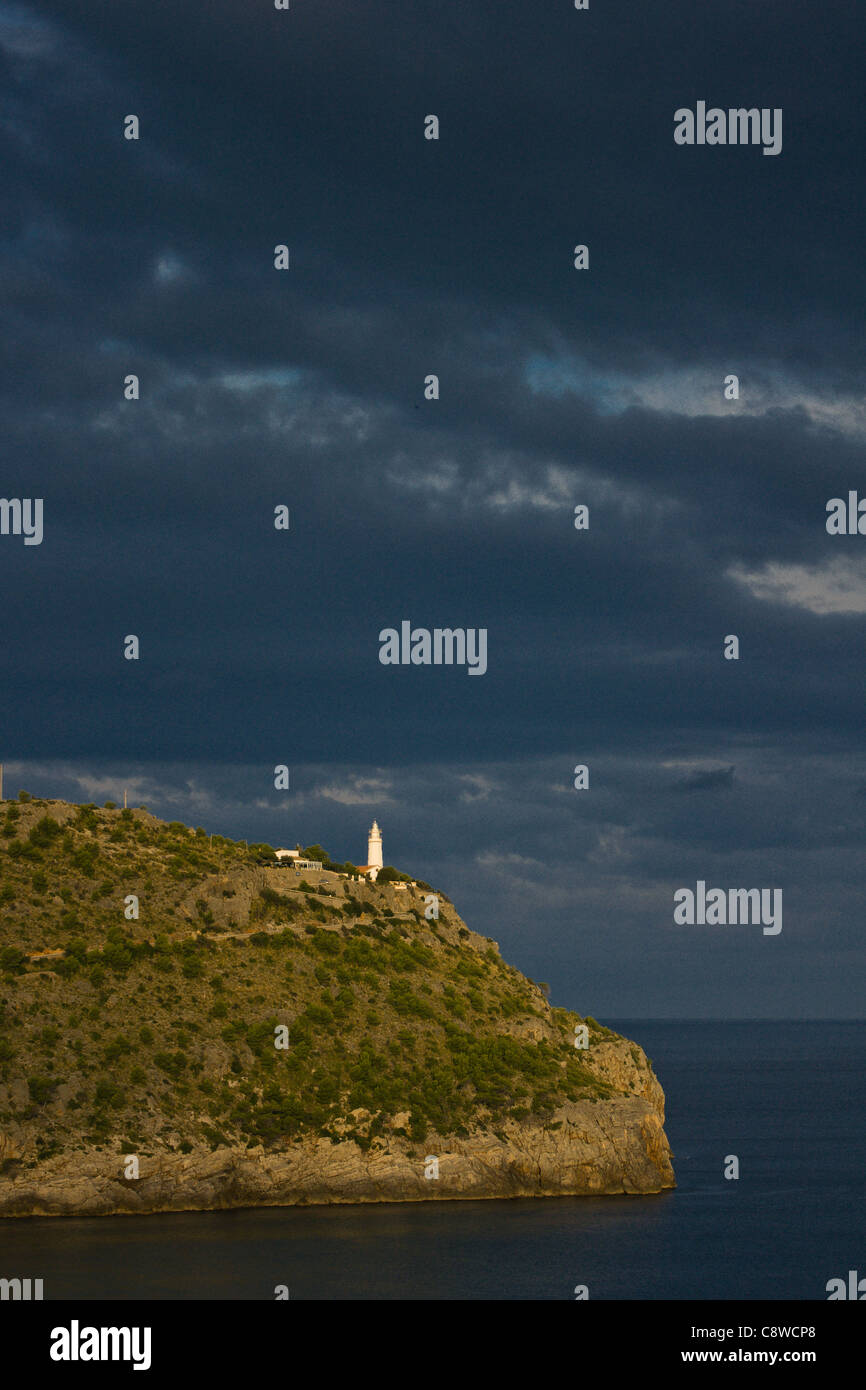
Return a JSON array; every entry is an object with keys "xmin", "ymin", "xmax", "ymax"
[{"xmin": 0, "ymin": 1093, "xmax": 673, "ymax": 1218}]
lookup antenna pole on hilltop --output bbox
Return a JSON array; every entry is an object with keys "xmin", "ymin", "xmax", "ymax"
[{"xmin": 123, "ymin": 788, "xmax": 128, "ymax": 809}]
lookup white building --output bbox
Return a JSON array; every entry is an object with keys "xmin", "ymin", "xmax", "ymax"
[
  {"xmin": 358, "ymin": 820, "xmax": 383, "ymax": 880},
  {"xmin": 274, "ymin": 845, "xmax": 321, "ymax": 871},
  {"xmin": 368, "ymin": 820, "xmax": 383, "ymax": 870},
  {"xmin": 273, "ymin": 826, "xmax": 385, "ymax": 880}
]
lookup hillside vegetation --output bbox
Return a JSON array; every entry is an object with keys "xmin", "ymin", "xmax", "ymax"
[{"xmin": 0, "ymin": 796, "xmax": 654, "ymax": 1179}]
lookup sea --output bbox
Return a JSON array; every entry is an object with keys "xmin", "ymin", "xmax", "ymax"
[{"xmin": 1, "ymin": 1021, "xmax": 863, "ymax": 1300}]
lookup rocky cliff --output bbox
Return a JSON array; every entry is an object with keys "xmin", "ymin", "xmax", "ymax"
[{"xmin": 0, "ymin": 797, "xmax": 674, "ymax": 1216}]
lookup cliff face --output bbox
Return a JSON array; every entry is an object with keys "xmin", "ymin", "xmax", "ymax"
[
  {"xmin": 0, "ymin": 1038, "xmax": 673, "ymax": 1217},
  {"xmin": 0, "ymin": 1104, "xmax": 672, "ymax": 1217},
  {"xmin": 0, "ymin": 799, "xmax": 674, "ymax": 1216}
]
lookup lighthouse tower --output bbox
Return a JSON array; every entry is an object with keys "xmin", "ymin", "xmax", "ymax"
[{"xmin": 367, "ymin": 820, "xmax": 383, "ymax": 875}]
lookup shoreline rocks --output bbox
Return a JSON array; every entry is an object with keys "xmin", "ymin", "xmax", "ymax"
[{"xmin": 0, "ymin": 1094, "xmax": 674, "ymax": 1219}]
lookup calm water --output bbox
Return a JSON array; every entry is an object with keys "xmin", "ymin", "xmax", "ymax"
[{"xmin": 1, "ymin": 1021, "xmax": 862, "ymax": 1299}]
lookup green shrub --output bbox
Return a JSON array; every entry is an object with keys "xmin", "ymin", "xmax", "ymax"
[
  {"xmin": 27, "ymin": 1075, "xmax": 56, "ymax": 1104},
  {"xmin": 375, "ymin": 866, "xmax": 411, "ymax": 884},
  {"xmin": 154, "ymin": 1051, "xmax": 188, "ymax": 1079},
  {"xmin": 409, "ymin": 1111, "xmax": 428, "ymax": 1141},
  {"xmin": 72, "ymin": 845, "xmax": 99, "ymax": 877},
  {"xmin": 0, "ymin": 946, "xmax": 26, "ymax": 975},
  {"xmin": 310, "ymin": 930, "xmax": 341, "ymax": 956},
  {"xmin": 94, "ymin": 1079, "xmax": 126, "ymax": 1109},
  {"xmin": 103, "ymin": 1035, "xmax": 133, "ymax": 1063},
  {"xmin": 28, "ymin": 816, "xmax": 61, "ymax": 847}
]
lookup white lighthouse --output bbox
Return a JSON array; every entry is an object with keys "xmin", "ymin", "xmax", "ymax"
[{"xmin": 367, "ymin": 820, "xmax": 383, "ymax": 876}]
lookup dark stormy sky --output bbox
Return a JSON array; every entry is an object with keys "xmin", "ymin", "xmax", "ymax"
[{"xmin": 2, "ymin": 1, "xmax": 865, "ymax": 1017}]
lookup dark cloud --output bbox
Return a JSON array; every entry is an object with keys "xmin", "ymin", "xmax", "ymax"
[
  {"xmin": 1, "ymin": 1, "xmax": 864, "ymax": 1014},
  {"xmin": 676, "ymin": 765, "xmax": 736, "ymax": 792}
]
